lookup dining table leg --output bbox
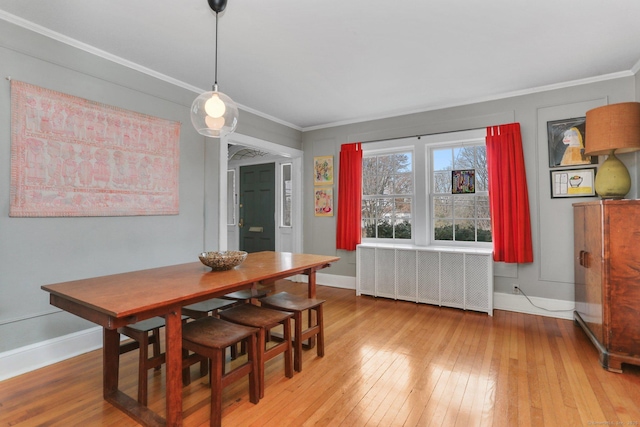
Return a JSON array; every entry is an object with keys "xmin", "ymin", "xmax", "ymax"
[
  {"xmin": 103, "ymin": 327, "xmax": 120, "ymax": 399},
  {"xmin": 164, "ymin": 307, "xmax": 184, "ymax": 426},
  {"xmin": 307, "ymin": 267, "xmax": 317, "ymax": 298},
  {"xmin": 307, "ymin": 268, "xmax": 317, "ymax": 348}
]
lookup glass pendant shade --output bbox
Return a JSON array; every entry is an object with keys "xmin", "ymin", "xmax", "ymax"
[
  {"xmin": 190, "ymin": 88, "xmax": 239, "ymax": 138},
  {"xmin": 191, "ymin": 0, "xmax": 238, "ymax": 139}
]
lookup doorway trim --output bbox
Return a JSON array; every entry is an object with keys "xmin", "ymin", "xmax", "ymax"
[{"xmin": 219, "ymin": 133, "xmax": 303, "ymax": 254}]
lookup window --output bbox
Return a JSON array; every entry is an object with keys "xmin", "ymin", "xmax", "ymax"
[
  {"xmin": 431, "ymin": 143, "xmax": 491, "ymax": 243},
  {"xmin": 281, "ymin": 163, "xmax": 292, "ymax": 227},
  {"xmin": 360, "ymin": 129, "xmax": 490, "ymax": 247},
  {"xmin": 226, "ymin": 169, "xmax": 236, "ymax": 225},
  {"xmin": 361, "ymin": 150, "xmax": 413, "ymax": 240}
]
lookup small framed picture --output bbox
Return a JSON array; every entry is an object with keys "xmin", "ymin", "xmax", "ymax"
[
  {"xmin": 314, "ymin": 187, "xmax": 333, "ymax": 216},
  {"xmin": 550, "ymin": 167, "xmax": 597, "ymax": 198},
  {"xmin": 452, "ymin": 169, "xmax": 475, "ymax": 194},
  {"xmin": 547, "ymin": 117, "xmax": 596, "ymax": 168},
  {"xmin": 313, "ymin": 155, "xmax": 334, "ymax": 185}
]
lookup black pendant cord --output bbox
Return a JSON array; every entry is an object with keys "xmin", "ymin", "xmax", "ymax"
[
  {"xmin": 208, "ymin": 0, "xmax": 226, "ymax": 91},
  {"xmin": 214, "ymin": 11, "xmax": 219, "ymax": 89}
]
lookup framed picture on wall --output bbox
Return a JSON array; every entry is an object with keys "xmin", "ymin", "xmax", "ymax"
[
  {"xmin": 313, "ymin": 155, "xmax": 334, "ymax": 185},
  {"xmin": 550, "ymin": 167, "xmax": 597, "ymax": 198},
  {"xmin": 547, "ymin": 117, "xmax": 596, "ymax": 168},
  {"xmin": 314, "ymin": 186, "xmax": 333, "ymax": 216}
]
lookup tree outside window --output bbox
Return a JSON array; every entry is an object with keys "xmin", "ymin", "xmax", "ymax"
[
  {"xmin": 362, "ymin": 151, "xmax": 413, "ymax": 240},
  {"xmin": 432, "ymin": 144, "xmax": 491, "ymax": 243}
]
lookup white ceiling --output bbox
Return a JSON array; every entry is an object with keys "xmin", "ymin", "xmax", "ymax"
[{"xmin": 2, "ymin": 0, "xmax": 640, "ymax": 131}]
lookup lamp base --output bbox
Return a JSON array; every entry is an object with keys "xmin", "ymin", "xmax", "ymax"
[{"xmin": 594, "ymin": 151, "xmax": 631, "ymax": 199}]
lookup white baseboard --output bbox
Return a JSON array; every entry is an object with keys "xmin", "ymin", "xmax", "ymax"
[
  {"xmin": 0, "ymin": 279, "xmax": 572, "ymax": 382},
  {"xmin": 290, "ymin": 272, "xmax": 356, "ymax": 290},
  {"xmin": 0, "ymin": 326, "xmax": 103, "ymax": 382},
  {"xmin": 304, "ymin": 274, "xmax": 574, "ymax": 319},
  {"xmin": 316, "ymin": 272, "xmax": 356, "ymax": 289},
  {"xmin": 493, "ymin": 292, "xmax": 575, "ymax": 320}
]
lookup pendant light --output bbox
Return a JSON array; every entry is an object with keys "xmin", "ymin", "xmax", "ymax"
[{"xmin": 191, "ymin": 0, "xmax": 239, "ymax": 138}]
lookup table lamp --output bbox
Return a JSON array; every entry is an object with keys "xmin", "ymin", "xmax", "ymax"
[{"xmin": 585, "ymin": 102, "xmax": 640, "ymax": 199}]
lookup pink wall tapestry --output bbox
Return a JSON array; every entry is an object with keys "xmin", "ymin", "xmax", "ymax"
[{"xmin": 10, "ymin": 80, "xmax": 181, "ymax": 217}]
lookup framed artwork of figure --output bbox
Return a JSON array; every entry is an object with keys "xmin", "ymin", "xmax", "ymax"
[{"xmin": 547, "ymin": 117, "xmax": 596, "ymax": 168}]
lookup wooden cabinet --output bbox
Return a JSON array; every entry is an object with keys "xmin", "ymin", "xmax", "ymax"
[{"xmin": 573, "ymin": 200, "xmax": 640, "ymax": 372}]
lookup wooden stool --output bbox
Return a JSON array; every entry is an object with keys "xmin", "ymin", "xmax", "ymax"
[
  {"xmin": 182, "ymin": 298, "xmax": 238, "ymax": 375},
  {"xmin": 182, "ymin": 298, "xmax": 237, "ymax": 319},
  {"xmin": 259, "ymin": 292, "xmax": 325, "ymax": 372},
  {"xmin": 182, "ymin": 317, "xmax": 260, "ymax": 427},
  {"xmin": 219, "ymin": 304, "xmax": 293, "ymax": 398},
  {"xmin": 223, "ymin": 287, "xmax": 272, "ymax": 304},
  {"xmin": 118, "ymin": 317, "xmax": 166, "ymax": 406},
  {"xmin": 222, "ymin": 288, "xmax": 272, "ymax": 359}
]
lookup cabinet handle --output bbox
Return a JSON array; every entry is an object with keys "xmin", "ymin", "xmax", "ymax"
[
  {"xmin": 580, "ymin": 251, "xmax": 590, "ymax": 268},
  {"xmin": 579, "ymin": 250, "xmax": 584, "ymax": 267}
]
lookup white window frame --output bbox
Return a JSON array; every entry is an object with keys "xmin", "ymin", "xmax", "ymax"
[
  {"xmin": 361, "ymin": 139, "xmax": 416, "ymax": 245},
  {"xmin": 425, "ymin": 129, "xmax": 492, "ymax": 248},
  {"xmin": 360, "ymin": 130, "xmax": 491, "ymax": 249}
]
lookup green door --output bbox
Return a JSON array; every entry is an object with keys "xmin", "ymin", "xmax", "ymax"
[{"xmin": 239, "ymin": 163, "xmax": 276, "ymax": 253}]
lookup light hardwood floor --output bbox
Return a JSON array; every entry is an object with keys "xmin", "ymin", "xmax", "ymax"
[{"xmin": 1, "ymin": 281, "xmax": 640, "ymax": 426}]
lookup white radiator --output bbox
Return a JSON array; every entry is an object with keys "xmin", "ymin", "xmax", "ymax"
[{"xmin": 356, "ymin": 244, "xmax": 494, "ymax": 315}]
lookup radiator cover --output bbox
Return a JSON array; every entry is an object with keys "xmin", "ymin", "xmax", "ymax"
[{"xmin": 356, "ymin": 244, "xmax": 494, "ymax": 315}]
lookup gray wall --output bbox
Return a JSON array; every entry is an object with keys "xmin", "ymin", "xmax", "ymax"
[
  {"xmin": 2, "ymin": 17, "xmax": 638, "ymax": 354},
  {"xmin": 0, "ymin": 20, "xmax": 301, "ymax": 353},
  {"xmin": 303, "ymin": 76, "xmax": 639, "ymax": 302}
]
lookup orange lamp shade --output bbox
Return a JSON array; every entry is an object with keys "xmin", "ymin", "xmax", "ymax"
[{"xmin": 584, "ymin": 102, "xmax": 640, "ymax": 156}]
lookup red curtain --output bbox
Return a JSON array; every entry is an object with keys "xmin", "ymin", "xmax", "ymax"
[
  {"xmin": 486, "ymin": 123, "xmax": 533, "ymax": 263},
  {"xmin": 336, "ymin": 142, "xmax": 363, "ymax": 251}
]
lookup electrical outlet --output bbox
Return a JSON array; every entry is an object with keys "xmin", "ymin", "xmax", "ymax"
[{"xmin": 512, "ymin": 285, "xmax": 520, "ymax": 294}]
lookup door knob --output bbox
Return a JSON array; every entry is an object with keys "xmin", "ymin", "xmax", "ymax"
[{"xmin": 238, "ymin": 218, "xmax": 244, "ymax": 228}]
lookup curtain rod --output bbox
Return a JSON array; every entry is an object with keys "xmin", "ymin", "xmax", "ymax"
[{"xmin": 358, "ymin": 126, "xmax": 485, "ymax": 145}]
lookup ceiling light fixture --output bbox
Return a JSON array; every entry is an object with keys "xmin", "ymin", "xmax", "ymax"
[{"xmin": 190, "ymin": 0, "xmax": 239, "ymax": 138}]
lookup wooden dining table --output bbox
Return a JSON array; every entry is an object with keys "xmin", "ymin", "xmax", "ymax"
[{"xmin": 41, "ymin": 251, "xmax": 340, "ymax": 427}]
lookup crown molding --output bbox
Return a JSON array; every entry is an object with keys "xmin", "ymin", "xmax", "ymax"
[
  {"xmin": 302, "ymin": 70, "xmax": 636, "ymax": 132},
  {"xmin": 2, "ymin": 10, "xmax": 636, "ymax": 135},
  {"xmin": 0, "ymin": 11, "xmax": 302, "ymax": 132}
]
